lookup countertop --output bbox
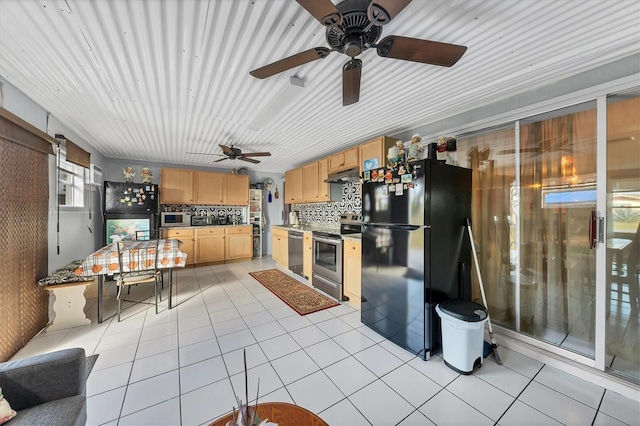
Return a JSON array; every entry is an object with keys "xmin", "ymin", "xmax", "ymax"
[
  {"xmin": 161, "ymin": 224, "xmax": 250, "ymax": 230},
  {"xmin": 272, "ymin": 224, "xmax": 362, "ymax": 241}
]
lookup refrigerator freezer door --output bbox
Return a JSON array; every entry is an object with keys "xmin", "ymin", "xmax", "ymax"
[{"xmin": 104, "ymin": 181, "xmax": 159, "ymax": 214}]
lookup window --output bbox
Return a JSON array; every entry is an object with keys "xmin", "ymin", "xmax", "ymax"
[{"xmin": 57, "ymin": 148, "xmax": 85, "ymax": 207}]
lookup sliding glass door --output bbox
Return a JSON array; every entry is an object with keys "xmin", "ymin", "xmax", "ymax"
[{"xmin": 453, "ymin": 88, "xmax": 639, "ymax": 383}]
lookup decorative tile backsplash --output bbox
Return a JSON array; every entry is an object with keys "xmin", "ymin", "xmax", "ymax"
[
  {"xmin": 293, "ymin": 182, "xmax": 361, "ymax": 224},
  {"xmin": 162, "ymin": 205, "xmax": 246, "ymax": 223}
]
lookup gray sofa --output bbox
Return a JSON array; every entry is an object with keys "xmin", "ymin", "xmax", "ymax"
[{"xmin": 0, "ymin": 348, "xmax": 87, "ymax": 425}]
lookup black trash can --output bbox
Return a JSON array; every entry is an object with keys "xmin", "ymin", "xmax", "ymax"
[{"xmin": 436, "ymin": 299, "xmax": 488, "ymax": 374}]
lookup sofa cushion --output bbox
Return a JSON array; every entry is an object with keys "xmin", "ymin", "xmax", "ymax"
[{"xmin": 9, "ymin": 395, "xmax": 86, "ymax": 426}]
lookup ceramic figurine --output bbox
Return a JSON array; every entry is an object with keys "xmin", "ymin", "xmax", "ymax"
[
  {"xmin": 407, "ymin": 133, "xmax": 423, "ymax": 160},
  {"xmin": 141, "ymin": 167, "xmax": 153, "ymax": 183},
  {"xmin": 123, "ymin": 167, "xmax": 136, "ymax": 182}
]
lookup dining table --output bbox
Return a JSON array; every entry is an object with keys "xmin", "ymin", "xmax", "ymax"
[{"xmin": 74, "ymin": 238, "xmax": 187, "ymax": 323}]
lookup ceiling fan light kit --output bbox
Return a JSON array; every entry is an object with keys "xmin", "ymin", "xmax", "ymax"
[{"xmin": 250, "ymin": 0, "xmax": 467, "ymax": 106}]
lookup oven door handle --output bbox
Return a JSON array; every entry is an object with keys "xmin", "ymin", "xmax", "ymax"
[
  {"xmin": 363, "ymin": 222, "xmax": 430, "ymax": 231},
  {"xmin": 312, "ymin": 235, "xmax": 343, "ymax": 245}
]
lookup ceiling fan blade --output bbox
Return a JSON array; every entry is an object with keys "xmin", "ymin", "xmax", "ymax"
[
  {"xmin": 241, "ymin": 152, "xmax": 271, "ymax": 157},
  {"xmin": 376, "ymin": 35, "xmax": 467, "ymax": 67},
  {"xmin": 213, "ymin": 158, "xmax": 228, "ymax": 163},
  {"xmin": 367, "ymin": 0, "xmax": 412, "ymax": 26},
  {"xmin": 343, "ymin": 59, "xmax": 362, "ymax": 107},
  {"xmin": 238, "ymin": 157, "xmax": 260, "ymax": 164},
  {"xmin": 219, "ymin": 144, "xmax": 235, "ymax": 156},
  {"xmin": 250, "ymin": 47, "xmax": 330, "ymax": 79},
  {"xmin": 296, "ymin": 0, "xmax": 343, "ymax": 27}
]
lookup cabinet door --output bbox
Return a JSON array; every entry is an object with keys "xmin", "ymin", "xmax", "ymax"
[
  {"xmin": 317, "ymin": 158, "xmax": 330, "ymax": 202},
  {"xmin": 343, "ymin": 147, "xmax": 359, "ymax": 169},
  {"xmin": 272, "ymin": 228, "xmax": 289, "ymax": 268},
  {"xmin": 328, "ymin": 152, "xmax": 344, "ymax": 173},
  {"xmin": 359, "ymin": 137, "xmax": 383, "ymax": 171},
  {"xmin": 343, "ymin": 240, "xmax": 361, "ymax": 301},
  {"xmin": 196, "ymin": 235, "xmax": 225, "ymax": 263},
  {"xmin": 226, "ymin": 226, "xmax": 252, "ymax": 260},
  {"xmin": 303, "ymin": 232, "xmax": 312, "ymax": 280},
  {"xmin": 302, "ymin": 162, "xmax": 319, "ymax": 203},
  {"xmin": 224, "ymin": 174, "xmax": 249, "ymax": 205},
  {"xmin": 194, "ymin": 172, "xmax": 223, "ymax": 204},
  {"xmin": 164, "ymin": 229, "xmax": 195, "ymax": 265},
  {"xmin": 161, "ymin": 169, "xmax": 193, "ymax": 204},
  {"xmin": 284, "ymin": 168, "xmax": 303, "ymax": 204}
]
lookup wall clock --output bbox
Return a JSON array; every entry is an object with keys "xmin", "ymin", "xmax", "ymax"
[{"xmin": 263, "ymin": 178, "xmax": 274, "ymax": 191}]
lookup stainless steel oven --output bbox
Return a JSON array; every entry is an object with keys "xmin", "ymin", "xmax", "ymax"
[{"xmin": 312, "ymin": 231, "xmax": 345, "ymax": 301}]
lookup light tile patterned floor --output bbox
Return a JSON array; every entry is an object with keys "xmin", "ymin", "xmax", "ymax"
[{"xmin": 12, "ymin": 258, "xmax": 640, "ymax": 425}]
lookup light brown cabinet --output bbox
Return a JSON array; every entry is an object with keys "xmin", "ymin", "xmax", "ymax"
[
  {"xmin": 358, "ymin": 136, "xmax": 399, "ymax": 171},
  {"xmin": 161, "ymin": 168, "xmax": 249, "ymax": 206},
  {"xmin": 343, "ymin": 239, "xmax": 361, "ymax": 304},
  {"xmin": 161, "ymin": 169, "xmax": 194, "ymax": 204},
  {"xmin": 284, "ymin": 167, "xmax": 303, "ymax": 205},
  {"xmin": 194, "ymin": 172, "xmax": 223, "ymax": 204},
  {"xmin": 328, "ymin": 147, "xmax": 358, "ymax": 173},
  {"xmin": 195, "ymin": 227, "xmax": 225, "ymax": 263},
  {"xmin": 272, "ymin": 227, "xmax": 289, "ymax": 268},
  {"xmin": 224, "ymin": 174, "xmax": 249, "ymax": 206},
  {"xmin": 164, "ymin": 228, "xmax": 195, "ymax": 265},
  {"xmin": 302, "ymin": 162, "xmax": 319, "ymax": 202},
  {"xmin": 226, "ymin": 226, "xmax": 252, "ymax": 260},
  {"xmin": 303, "ymin": 232, "xmax": 313, "ymax": 281},
  {"xmin": 317, "ymin": 158, "xmax": 330, "ymax": 202},
  {"xmin": 165, "ymin": 226, "xmax": 251, "ymax": 265}
]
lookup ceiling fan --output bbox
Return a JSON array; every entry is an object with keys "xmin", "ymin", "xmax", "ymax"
[
  {"xmin": 187, "ymin": 144, "xmax": 272, "ymax": 164},
  {"xmin": 250, "ymin": 0, "xmax": 467, "ymax": 106}
]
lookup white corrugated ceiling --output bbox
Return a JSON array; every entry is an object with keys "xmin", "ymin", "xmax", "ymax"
[{"xmin": 0, "ymin": 0, "xmax": 638, "ymax": 173}]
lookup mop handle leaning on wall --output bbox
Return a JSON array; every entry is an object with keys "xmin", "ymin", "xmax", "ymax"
[{"xmin": 465, "ymin": 218, "xmax": 502, "ymax": 365}]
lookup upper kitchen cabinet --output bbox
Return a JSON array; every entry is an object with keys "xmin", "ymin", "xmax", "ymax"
[
  {"xmin": 161, "ymin": 168, "xmax": 194, "ymax": 204},
  {"xmin": 194, "ymin": 171, "xmax": 223, "ymax": 204},
  {"xmin": 161, "ymin": 168, "xmax": 249, "ymax": 206},
  {"xmin": 328, "ymin": 147, "xmax": 358, "ymax": 173},
  {"xmin": 285, "ymin": 167, "xmax": 303, "ymax": 204},
  {"xmin": 302, "ymin": 162, "xmax": 319, "ymax": 203},
  {"xmin": 358, "ymin": 136, "xmax": 399, "ymax": 171},
  {"xmin": 224, "ymin": 174, "xmax": 249, "ymax": 206},
  {"xmin": 317, "ymin": 158, "xmax": 330, "ymax": 202}
]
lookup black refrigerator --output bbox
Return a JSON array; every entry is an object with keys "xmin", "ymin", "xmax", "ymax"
[
  {"xmin": 360, "ymin": 149, "xmax": 472, "ymax": 360},
  {"xmin": 103, "ymin": 181, "xmax": 159, "ymax": 245}
]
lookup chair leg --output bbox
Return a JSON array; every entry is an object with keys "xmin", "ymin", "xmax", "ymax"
[{"xmin": 117, "ymin": 284, "xmax": 122, "ymax": 322}]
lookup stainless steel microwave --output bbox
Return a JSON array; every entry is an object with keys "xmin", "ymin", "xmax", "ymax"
[{"xmin": 160, "ymin": 211, "xmax": 192, "ymax": 227}]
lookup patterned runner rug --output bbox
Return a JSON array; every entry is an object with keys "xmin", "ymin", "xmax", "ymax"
[{"xmin": 249, "ymin": 269, "xmax": 339, "ymax": 316}]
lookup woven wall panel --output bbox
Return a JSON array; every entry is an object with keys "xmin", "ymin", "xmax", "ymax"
[{"xmin": 0, "ymin": 138, "xmax": 49, "ymax": 362}]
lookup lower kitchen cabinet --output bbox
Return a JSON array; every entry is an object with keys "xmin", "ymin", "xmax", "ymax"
[
  {"xmin": 164, "ymin": 229, "xmax": 195, "ymax": 265},
  {"xmin": 303, "ymin": 231, "xmax": 312, "ymax": 281},
  {"xmin": 164, "ymin": 226, "xmax": 251, "ymax": 265},
  {"xmin": 226, "ymin": 226, "xmax": 252, "ymax": 260},
  {"xmin": 272, "ymin": 227, "xmax": 289, "ymax": 269},
  {"xmin": 343, "ymin": 239, "xmax": 361, "ymax": 303},
  {"xmin": 195, "ymin": 228, "xmax": 225, "ymax": 263}
]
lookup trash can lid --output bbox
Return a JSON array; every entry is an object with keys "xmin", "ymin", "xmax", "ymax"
[{"xmin": 438, "ymin": 299, "xmax": 487, "ymax": 322}]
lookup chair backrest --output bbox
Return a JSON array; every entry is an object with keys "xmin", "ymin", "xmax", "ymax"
[{"xmin": 116, "ymin": 239, "xmax": 161, "ymax": 276}]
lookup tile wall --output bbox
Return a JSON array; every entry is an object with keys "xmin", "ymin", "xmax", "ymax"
[
  {"xmin": 162, "ymin": 205, "xmax": 246, "ymax": 224},
  {"xmin": 293, "ymin": 182, "xmax": 362, "ymax": 225}
]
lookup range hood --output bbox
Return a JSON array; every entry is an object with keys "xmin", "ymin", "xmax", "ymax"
[{"xmin": 324, "ymin": 167, "xmax": 361, "ymax": 184}]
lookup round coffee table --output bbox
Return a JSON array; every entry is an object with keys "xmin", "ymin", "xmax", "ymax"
[{"xmin": 209, "ymin": 402, "xmax": 328, "ymax": 426}]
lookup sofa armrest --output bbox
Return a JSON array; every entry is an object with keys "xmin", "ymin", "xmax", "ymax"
[{"xmin": 0, "ymin": 348, "xmax": 86, "ymax": 411}]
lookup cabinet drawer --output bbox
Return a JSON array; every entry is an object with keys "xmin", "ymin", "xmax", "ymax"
[
  {"xmin": 227, "ymin": 226, "xmax": 251, "ymax": 235},
  {"xmin": 272, "ymin": 227, "xmax": 288, "ymax": 238},
  {"xmin": 164, "ymin": 229, "xmax": 194, "ymax": 238},
  {"xmin": 344, "ymin": 240, "xmax": 361, "ymax": 253},
  {"xmin": 195, "ymin": 227, "xmax": 225, "ymax": 236}
]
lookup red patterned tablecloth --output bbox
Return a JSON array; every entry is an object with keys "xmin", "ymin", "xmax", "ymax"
[{"xmin": 74, "ymin": 239, "xmax": 187, "ymax": 276}]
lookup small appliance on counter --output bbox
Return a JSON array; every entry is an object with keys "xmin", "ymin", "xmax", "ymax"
[
  {"xmin": 191, "ymin": 216, "xmax": 212, "ymax": 226},
  {"xmin": 160, "ymin": 211, "xmax": 191, "ymax": 227}
]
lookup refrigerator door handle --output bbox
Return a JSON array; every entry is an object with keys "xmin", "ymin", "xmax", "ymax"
[{"xmin": 363, "ymin": 222, "xmax": 430, "ymax": 231}]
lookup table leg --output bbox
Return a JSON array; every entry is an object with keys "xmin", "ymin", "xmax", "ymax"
[
  {"xmin": 169, "ymin": 268, "xmax": 173, "ymax": 309},
  {"xmin": 98, "ymin": 275, "xmax": 104, "ymax": 323}
]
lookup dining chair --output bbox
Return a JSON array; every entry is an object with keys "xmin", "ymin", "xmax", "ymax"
[{"xmin": 115, "ymin": 239, "xmax": 162, "ymax": 322}]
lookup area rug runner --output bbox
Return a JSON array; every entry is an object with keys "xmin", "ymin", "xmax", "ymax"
[{"xmin": 250, "ymin": 269, "xmax": 339, "ymax": 316}]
